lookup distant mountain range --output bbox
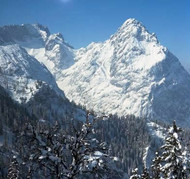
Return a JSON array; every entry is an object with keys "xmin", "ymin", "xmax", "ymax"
[{"xmin": 0, "ymin": 19, "xmax": 190, "ymax": 127}]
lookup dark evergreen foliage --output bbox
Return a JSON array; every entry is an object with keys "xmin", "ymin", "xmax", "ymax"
[
  {"xmin": 16, "ymin": 117, "xmax": 118, "ymax": 179},
  {"xmin": 141, "ymin": 166, "xmax": 150, "ymax": 179},
  {"xmin": 151, "ymin": 152, "xmax": 162, "ymax": 179},
  {"xmin": 160, "ymin": 121, "xmax": 187, "ymax": 178},
  {"xmin": 7, "ymin": 156, "xmax": 19, "ymax": 179},
  {"xmin": 130, "ymin": 121, "xmax": 190, "ymax": 179},
  {"xmin": 0, "ymin": 85, "xmax": 34, "ymax": 178},
  {"xmin": 94, "ymin": 115, "xmax": 150, "ymax": 174}
]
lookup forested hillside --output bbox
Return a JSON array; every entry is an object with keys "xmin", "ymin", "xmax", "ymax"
[{"xmin": 0, "ymin": 85, "xmax": 34, "ymax": 177}]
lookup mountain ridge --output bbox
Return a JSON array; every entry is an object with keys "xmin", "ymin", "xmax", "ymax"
[{"xmin": 0, "ymin": 18, "xmax": 190, "ymax": 126}]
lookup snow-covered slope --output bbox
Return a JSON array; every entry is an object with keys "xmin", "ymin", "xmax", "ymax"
[
  {"xmin": 0, "ymin": 24, "xmax": 86, "ymax": 121},
  {"xmin": 1, "ymin": 19, "xmax": 190, "ymax": 126},
  {"xmin": 0, "ymin": 24, "xmax": 74, "ymax": 81},
  {"xmin": 27, "ymin": 32, "xmax": 74, "ymax": 80},
  {"xmin": 0, "ymin": 44, "xmax": 61, "ymax": 102}
]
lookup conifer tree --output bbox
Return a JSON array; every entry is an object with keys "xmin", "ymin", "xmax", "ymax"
[
  {"xmin": 7, "ymin": 156, "xmax": 19, "ymax": 179},
  {"xmin": 141, "ymin": 165, "xmax": 150, "ymax": 179},
  {"xmin": 151, "ymin": 151, "xmax": 162, "ymax": 179},
  {"xmin": 161, "ymin": 121, "xmax": 187, "ymax": 179}
]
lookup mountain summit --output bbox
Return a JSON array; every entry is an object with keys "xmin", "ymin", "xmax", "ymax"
[
  {"xmin": 0, "ymin": 19, "xmax": 190, "ymax": 126},
  {"xmin": 115, "ymin": 18, "xmax": 158, "ymax": 43}
]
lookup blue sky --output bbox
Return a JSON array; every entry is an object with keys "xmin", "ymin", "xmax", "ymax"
[{"xmin": 0, "ymin": 0, "xmax": 189, "ymax": 65}]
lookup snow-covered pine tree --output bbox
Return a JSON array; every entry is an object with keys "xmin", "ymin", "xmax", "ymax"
[
  {"xmin": 151, "ymin": 151, "xmax": 162, "ymax": 179},
  {"xmin": 141, "ymin": 165, "xmax": 150, "ymax": 179},
  {"xmin": 130, "ymin": 168, "xmax": 140, "ymax": 179},
  {"xmin": 161, "ymin": 121, "xmax": 187, "ymax": 179},
  {"xmin": 7, "ymin": 156, "xmax": 19, "ymax": 179}
]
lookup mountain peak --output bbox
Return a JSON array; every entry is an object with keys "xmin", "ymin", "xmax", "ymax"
[
  {"xmin": 111, "ymin": 18, "xmax": 158, "ymax": 44},
  {"xmin": 121, "ymin": 18, "xmax": 141, "ymax": 27},
  {"xmin": 119, "ymin": 18, "xmax": 144, "ymax": 32}
]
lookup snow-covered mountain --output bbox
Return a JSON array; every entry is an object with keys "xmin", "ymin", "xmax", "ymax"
[
  {"xmin": 58, "ymin": 18, "xmax": 190, "ymax": 126},
  {"xmin": 0, "ymin": 44, "xmax": 61, "ymax": 103},
  {"xmin": 1, "ymin": 19, "xmax": 190, "ymax": 126},
  {"xmin": 0, "ymin": 24, "xmax": 84, "ymax": 121},
  {"xmin": 1, "ymin": 20, "xmax": 190, "ymax": 177},
  {"xmin": 0, "ymin": 24, "xmax": 74, "ymax": 80}
]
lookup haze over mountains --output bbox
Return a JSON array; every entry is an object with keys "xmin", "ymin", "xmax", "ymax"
[{"xmin": 0, "ymin": 18, "xmax": 190, "ymax": 126}]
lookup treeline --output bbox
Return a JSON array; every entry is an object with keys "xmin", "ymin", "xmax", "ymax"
[
  {"xmin": 0, "ymin": 85, "xmax": 34, "ymax": 135},
  {"xmin": 0, "ymin": 85, "xmax": 34, "ymax": 177},
  {"xmin": 94, "ymin": 115, "xmax": 150, "ymax": 174}
]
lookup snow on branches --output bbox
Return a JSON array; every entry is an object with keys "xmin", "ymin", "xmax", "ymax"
[{"xmin": 19, "ymin": 118, "xmax": 116, "ymax": 179}]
